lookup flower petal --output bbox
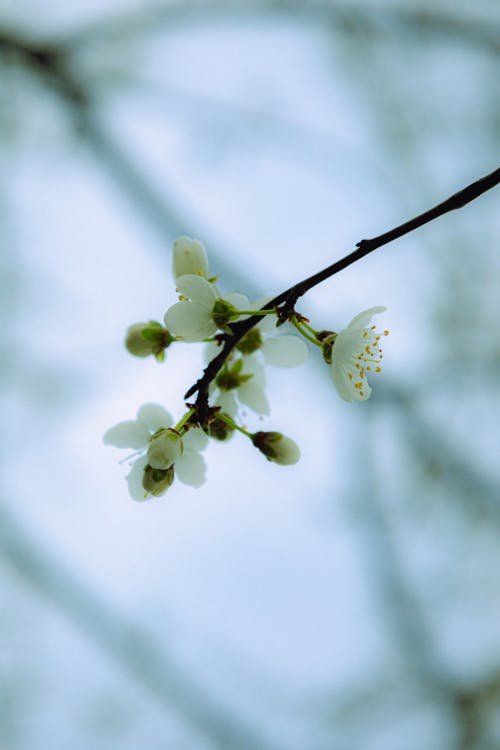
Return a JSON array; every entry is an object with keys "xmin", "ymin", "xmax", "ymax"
[
  {"xmin": 183, "ymin": 427, "xmax": 209, "ymax": 451},
  {"xmin": 147, "ymin": 431, "xmax": 183, "ymax": 470},
  {"xmin": 262, "ymin": 335, "xmax": 309, "ymax": 367},
  {"xmin": 126, "ymin": 456, "xmax": 149, "ymax": 501},
  {"xmin": 204, "ymin": 340, "xmax": 223, "ymax": 364},
  {"xmin": 212, "ymin": 390, "xmax": 238, "ymax": 417},
  {"xmin": 164, "ymin": 301, "xmax": 217, "ymax": 341},
  {"xmin": 238, "ymin": 380, "xmax": 270, "ymax": 415},
  {"xmin": 242, "ymin": 356, "xmax": 266, "ymax": 386},
  {"xmin": 331, "ymin": 363, "xmax": 372, "ymax": 402},
  {"xmin": 136, "ymin": 403, "xmax": 173, "ymax": 432},
  {"xmin": 173, "ymin": 236, "xmax": 209, "ymax": 279},
  {"xmin": 103, "ymin": 420, "xmax": 150, "ymax": 449},
  {"xmin": 176, "ymin": 450, "xmax": 207, "ymax": 488},
  {"xmin": 176, "ymin": 274, "xmax": 219, "ymax": 307},
  {"xmin": 346, "ymin": 306, "xmax": 387, "ymax": 331}
]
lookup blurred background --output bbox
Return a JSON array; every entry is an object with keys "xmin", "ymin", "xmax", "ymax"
[{"xmin": 1, "ymin": 1, "xmax": 499, "ymax": 748}]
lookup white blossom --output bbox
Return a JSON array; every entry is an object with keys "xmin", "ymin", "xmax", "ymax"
[
  {"xmin": 329, "ymin": 306, "xmax": 388, "ymax": 402},
  {"xmin": 235, "ymin": 295, "xmax": 308, "ymax": 367},
  {"xmin": 164, "ymin": 275, "xmax": 246, "ymax": 342},
  {"xmin": 172, "ymin": 236, "xmax": 209, "ymax": 280},
  {"xmin": 103, "ymin": 403, "xmax": 208, "ymax": 499},
  {"xmin": 206, "ymin": 346, "xmax": 270, "ymax": 416}
]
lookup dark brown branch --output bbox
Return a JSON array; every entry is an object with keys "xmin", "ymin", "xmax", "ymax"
[{"xmin": 185, "ymin": 167, "xmax": 500, "ymax": 415}]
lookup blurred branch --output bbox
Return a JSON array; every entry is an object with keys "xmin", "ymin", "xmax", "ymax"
[
  {"xmin": 0, "ymin": 29, "xmax": 254, "ymax": 294},
  {"xmin": 377, "ymin": 382, "xmax": 500, "ymax": 523},
  {"xmin": 0, "ymin": 503, "xmax": 282, "ymax": 750},
  {"xmin": 352, "ymin": 413, "xmax": 489, "ymax": 750},
  {"xmin": 57, "ymin": 1, "xmax": 500, "ymax": 56}
]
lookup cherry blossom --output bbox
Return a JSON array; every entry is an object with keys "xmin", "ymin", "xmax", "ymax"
[{"xmin": 329, "ymin": 306, "xmax": 388, "ymax": 402}]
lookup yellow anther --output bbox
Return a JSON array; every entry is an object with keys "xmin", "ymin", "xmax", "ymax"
[
  {"xmin": 384, "ymin": 330, "xmax": 389, "ymax": 336},
  {"xmin": 375, "ymin": 366, "xmax": 381, "ymax": 372},
  {"xmin": 362, "ymin": 331, "xmax": 368, "ymax": 338}
]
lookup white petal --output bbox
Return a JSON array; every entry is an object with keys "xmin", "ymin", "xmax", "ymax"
[
  {"xmin": 176, "ymin": 450, "xmax": 207, "ymax": 488},
  {"xmin": 183, "ymin": 427, "xmax": 209, "ymax": 451},
  {"xmin": 242, "ymin": 356, "xmax": 266, "ymax": 386},
  {"xmin": 330, "ymin": 362, "xmax": 372, "ymax": 402},
  {"xmin": 212, "ymin": 390, "xmax": 238, "ymax": 417},
  {"xmin": 164, "ymin": 301, "xmax": 217, "ymax": 342},
  {"xmin": 238, "ymin": 380, "xmax": 270, "ymax": 415},
  {"xmin": 225, "ymin": 292, "xmax": 249, "ymax": 308},
  {"xmin": 258, "ymin": 314, "xmax": 279, "ymax": 334},
  {"xmin": 103, "ymin": 420, "xmax": 150, "ymax": 449},
  {"xmin": 176, "ymin": 274, "xmax": 218, "ymax": 307},
  {"xmin": 136, "ymin": 403, "xmax": 173, "ymax": 432},
  {"xmin": 346, "ymin": 306, "xmax": 387, "ymax": 331},
  {"xmin": 173, "ymin": 236, "xmax": 209, "ymax": 279},
  {"xmin": 204, "ymin": 340, "xmax": 224, "ymax": 364},
  {"xmin": 147, "ymin": 431, "xmax": 182, "ymax": 469},
  {"xmin": 331, "ymin": 328, "xmax": 365, "ymax": 363},
  {"xmin": 126, "ymin": 456, "xmax": 149, "ymax": 502},
  {"xmin": 262, "ymin": 335, "xmax": 309, "ymax": 367},
  {"xmin": 275, "ymin": 436, "xmax": 301, "ymax": 465}
]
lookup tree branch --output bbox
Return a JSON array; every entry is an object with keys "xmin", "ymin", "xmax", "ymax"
[{"xmin": 185, "ymin": 167, "xmax": 500, "ymax": 417}]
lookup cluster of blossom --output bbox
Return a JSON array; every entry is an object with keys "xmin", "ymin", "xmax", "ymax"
[{"xmin": 104, "ymin": 237, "xmax": 388, "ymax": 501}]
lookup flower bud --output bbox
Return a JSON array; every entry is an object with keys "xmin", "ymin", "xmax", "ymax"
[
  {"xmin": 142, "ymin": 465, "xmax": 175, "ymax": 496},
  {"xmin": 125, "ymin": 322, "xmax": 173, "ymax": 359},
  {"xmin": 252, "ymin": 431, "xmax": 300, "ymax": 465},
  {"xmin": 206, "ymin": 414, "xmax": 234, "ymax": 441},
  {"xmin": 147, "ymin": 429, "xmax": 183, "ymax": 470},
  {"xmin": 173, "ymin": 236, "xmax": 209, "ymax": 279},
  {"xmin": 125, "ymin": 323, "xmax": 156, "ymax": 357}
]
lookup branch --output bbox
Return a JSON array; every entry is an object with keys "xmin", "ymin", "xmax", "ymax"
[
  {"xmin": 57, "ymin": 1, "xmax": 500, "ymax": 56},
  {"xmin": 184, "ymin": 167, "xmax": 500, "ymax": 416},
  {"xmin": 0, "ymin": 503, "xmax": 282, "ymax": 750}
]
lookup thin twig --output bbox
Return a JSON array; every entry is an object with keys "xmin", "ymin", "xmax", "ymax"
[{"xmin": 185, "ymin": 167, "xmax": 500, "ymax": 416}]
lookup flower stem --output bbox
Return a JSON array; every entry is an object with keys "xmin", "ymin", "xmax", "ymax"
[
  {"xmin": 217, "ymin": 413, "xmax": 254, "ymax": 439},
  {"xmin": 230, "ymin": 309, "xmax": 277, "ymax": 317},
  {"xmin": 290, "ymin": 316, "xmax": 322, "ymax": 346},
  {"xmin": 175, "ymin": 408, "xmax": 195, "ymax": 432}
]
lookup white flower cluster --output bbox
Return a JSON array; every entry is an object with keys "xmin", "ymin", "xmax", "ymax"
[{"xmin": 104, "ymin": 236, "xmax": 389, "ymax": 500}]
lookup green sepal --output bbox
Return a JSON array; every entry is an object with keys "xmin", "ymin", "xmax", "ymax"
[{"xmin": 212, "ymin": 299, "xmax": 238, "ymax": 329}]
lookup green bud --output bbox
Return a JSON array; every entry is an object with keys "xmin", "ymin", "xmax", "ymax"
[
  {"xmin": 237, "ymin": 328, "xmax": 263, "ymax": 355},
  {"xmin": 206, "ymin": 414, "xmax": 234, "ymax": 441},
  {"xmin": 252, "ymin": 431, "xmax": 300, "ymax": 465},
  {"xmin": 142, "ymin": 465, "xmax": 175, "ymax": 496},
  {"xmin": 125, "ymin": 322, "xmax": 173, "ymax": 359}
]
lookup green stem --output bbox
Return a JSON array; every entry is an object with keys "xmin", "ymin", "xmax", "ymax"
[
  {"xmin": 300, "ymin": 318, "xmax": 319, "ymax": 336},
  {"xmin": 175, "ymin": 408, "xmax": 195, "ymax": 432},
  {"xmin": 217, "ymin": 413, "xmax": 254, "ymax": 439},
  {"xmin": 290, "ymin": 316, "xmax": 322, "ymax": 347},
  {"xmin": 230, "ymin": 309, "xmax": 277, "ymax": 317}
]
